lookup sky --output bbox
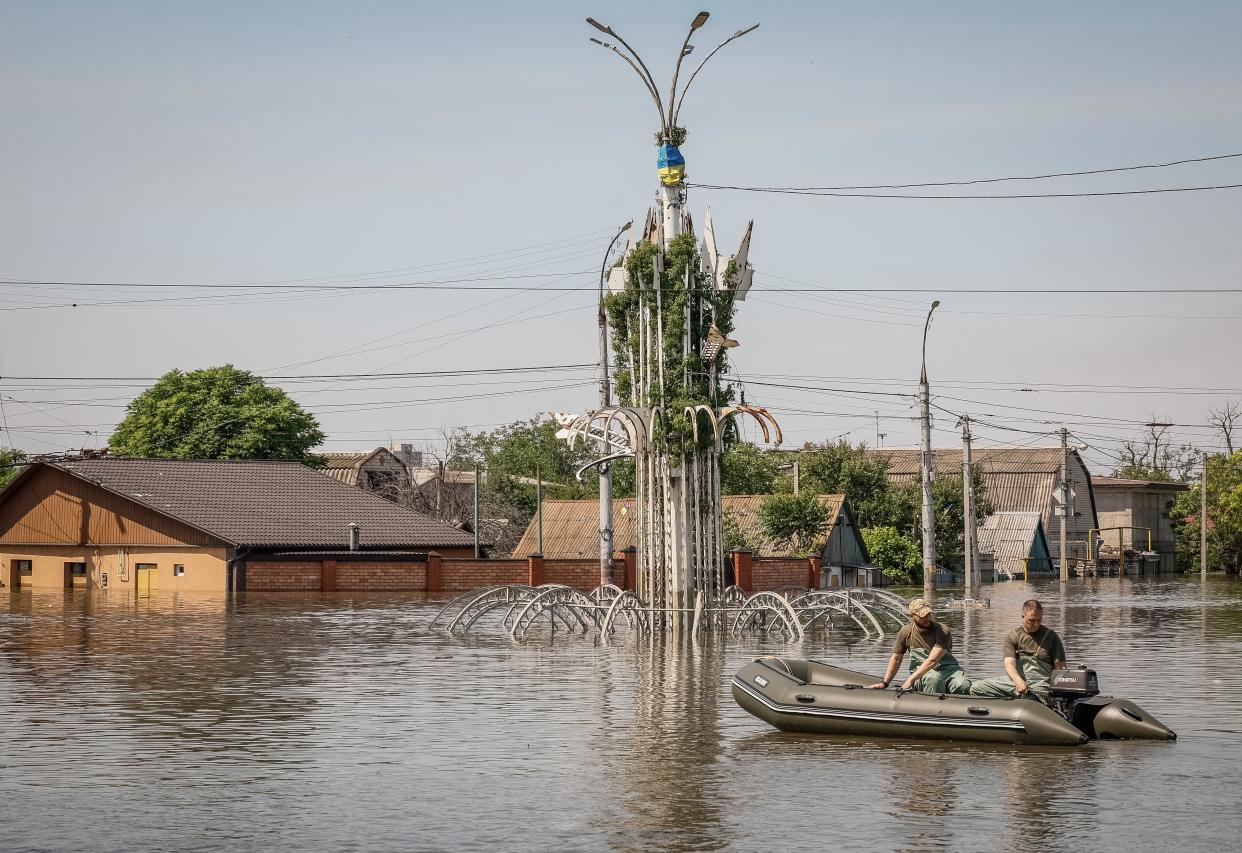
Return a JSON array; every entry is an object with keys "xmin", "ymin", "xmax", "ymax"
[{"xmin": 2, "ymin": 1, "xmax": 1241, "ymax": 473}]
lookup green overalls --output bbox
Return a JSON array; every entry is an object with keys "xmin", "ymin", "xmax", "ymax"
[
  {"xmin": 909, "ymin": 645, "xmax": 972, "ymax": 695},
  {"xmin": 969, "ymin": 650, "xmax": 1055, "ymax": 703}
]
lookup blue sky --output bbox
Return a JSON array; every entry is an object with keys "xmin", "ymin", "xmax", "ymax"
[{"xmin": 2, "ymin": 1, "xmax": 1241, "ymax": 467}]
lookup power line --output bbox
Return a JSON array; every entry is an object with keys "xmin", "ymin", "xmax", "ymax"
[{"xmin": 688, "ymin": 151, "xmax": 1242, "ymax": 191}]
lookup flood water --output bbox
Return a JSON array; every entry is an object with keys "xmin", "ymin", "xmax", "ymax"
[{"xmin": 2, "ymin": 577, "xmax": 1239, "ymax": 853}]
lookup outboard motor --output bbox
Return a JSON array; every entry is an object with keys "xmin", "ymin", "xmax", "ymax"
[{"xmin": 1051, "ymin": 665, "xmax": 1176, "ymax": 741}]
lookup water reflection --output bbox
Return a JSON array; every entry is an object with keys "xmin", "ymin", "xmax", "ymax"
[{"xmin": 1, "ymin": 579, "xmax": 1240, "ymax": 852}]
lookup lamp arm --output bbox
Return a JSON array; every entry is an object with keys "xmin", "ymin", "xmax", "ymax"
[
  {"xmin": 672, "ymin": 24, "xmax": 759, "ymax": 126},
  {"xmin": 601, "ymin": 29, "xmax": 668, "ymax": 137},
  {"xmin": 591, "ymin": 40, "xmax": 668, "ymax": 137}
]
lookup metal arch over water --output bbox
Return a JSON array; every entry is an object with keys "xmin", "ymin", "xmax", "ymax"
[{"xmin": 431, "ymin": 583, "xmax": 911, "ymax": 643}]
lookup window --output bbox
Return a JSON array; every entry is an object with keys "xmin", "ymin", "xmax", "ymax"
[
  {"xmin": 66, "ymin": 562, "xmax": 87, "ymax": 577},
  {"xmin": 173, "ymin": 564, "xmax": 185, "ymax": 577},
  {"xmin": 16, "ymin": 560, "xmax": 32, "ymax": 576}
]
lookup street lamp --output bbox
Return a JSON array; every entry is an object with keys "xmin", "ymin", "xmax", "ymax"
[
  {"xmin": 920, "ymin": 299, "xmax": 940, "ymax": 384},
  {"xmin": 919, "ymin": 299, "xmax": 940, "ymax": 597},
  {"xmin": 597, "ymin": 220, "xmax": 632, "ymax": 587},
  {"xmin": 587, "ymin": 12, "xmax": 758, "ymax": 144}
]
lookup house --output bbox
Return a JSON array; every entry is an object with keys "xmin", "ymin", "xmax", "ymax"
[
  {"xmin": 870, "ymin": 447, "xmax": 1098, "ymax": 570},
  {"xmin": 977, "ymin": 511, "xmax": 1054, "ymax": 579},
  {"xmin": 322, "ymin": 446, "xmax": 415, "ymax": 496},
  {"xmin": 510, "ymin": 494, "xmax": 879, "ymax": 588},
  {"xmin": 1091, "ymin": 476, "xmax": 1188, "ymax": 574},
  {"xmin": 0, "ymin": 458, "xmax": 475, "ymax": 593}
]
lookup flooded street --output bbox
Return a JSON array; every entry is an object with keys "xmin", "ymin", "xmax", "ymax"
[{"xmin": 2, "ymin": 578, "xmax": 1239, "ymax": 852}]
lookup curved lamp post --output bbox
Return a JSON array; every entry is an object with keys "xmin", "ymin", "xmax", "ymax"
[
  {"xmin": 919, "ymin": 300, "xmax": 940, "ymax": 597},
  {"xmin": 597, "ymin": 220, "xmax": 633, "ymax": 586},
  {"xmin": 587, "ymin": 12, "xmax": 758, "ymax": 144}
]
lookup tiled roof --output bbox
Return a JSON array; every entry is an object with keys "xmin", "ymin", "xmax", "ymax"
[
  {"xmin": 52, "ymin": 458, "xmax": 474, "ymax": 549},
  {"xmin": 510, "ymin": 494, "xmax": 845, "ymax": 559},
  {"xmin": 871, "ymin": 447, "xmax": 1066, "ymax": 476}
]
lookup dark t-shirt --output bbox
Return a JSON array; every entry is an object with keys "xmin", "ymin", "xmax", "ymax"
[
  {"xmin": 892, "ymin": 621, "xmax": 952, "ymax": 656},
  {"xmin": 1003, "ymin": 625, "xmax": 1067, "ymax": 665}
]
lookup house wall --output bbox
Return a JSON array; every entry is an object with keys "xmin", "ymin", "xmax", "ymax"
[
  {"xmin": 1096, "ymin": 488, "xmax": 1179, "ymax": 573},
  {"xmin": 2, "ymin": 545, "xmax": 228, "ymax": 592},
  {"xmin": 1047, "ymin": 453, "xmax": 1097, "ymax": 566},
  {"xmin": 0, "ymin": 466, "xmax": 218, "ymax": 547},
  {"xmin": 822, "ymin": 514, "xmax": 868, "ymax": 568}
]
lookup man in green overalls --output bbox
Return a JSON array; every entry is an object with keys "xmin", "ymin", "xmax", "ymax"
[
  {"xmin": 970, "ymin": 599, "xmax": 1067, "ymax": 704},
  {"xmin": 867, "ymin": 598, "xmax": 972, "ymax": 694}
]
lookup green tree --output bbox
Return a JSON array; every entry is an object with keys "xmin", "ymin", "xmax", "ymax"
[
  {"xmin": 451, "ymin": 416, "xmax": 597, "ymax": 518},
  {"xmin": 721, "ymin": 441, "xmax": 783, "ymax": 494},
  {"xmin": 758, "ymin": 492, "xmax": 829, "ymax": 557},
  {"xmin": 1172, "ymin": 451, "xmax": 1242, "ymax": 573},
  {"xmin": 110, "ymin": 365, "xmax": 324, "ymax": 462},
  {"xmin": 798, "ymin": 441, "xmax": 895, "ymax": 528},
  {"xmin": 0, "ymin": 448, "xmax": 28, "ymax": 490},
  {"xmin": 862, "ymin": 526, "xmax": 922, "ymax": 585}
]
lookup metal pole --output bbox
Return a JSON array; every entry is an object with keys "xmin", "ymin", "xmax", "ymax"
[
  {"xmin": 597, "ymin": 222, "xmax": 630, "ymax": 587},
  {"xmin": 536, "ymin": 463, "xmax": 543, "ymax": 555},
  {"xmin": 920, "ymin": 301, "xmax": 940, "ymax": 598},
  {"xmin": 1201, "ymin": 451, "xmax": 1209, "ymax": 578},
  {"xmin": 1060, "ymin": 427, "xmax": 1070, "ymax": 583},
  {"xmin": 961, "ymin": 416, "xmax": 977, "ymax": 599},
  {"xmin": 793, "ymin": 459, "xmax": 800, "ymax": 496},
  {"xmin": 473, "ymin": 464, "xmax": 481, "ymax": 559}
]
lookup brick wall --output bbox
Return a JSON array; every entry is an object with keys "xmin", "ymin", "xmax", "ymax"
[
  {"xmin": 541, "ymin": 558, "xmax": 625, "ymax": 592},
  {"xmin": 337, "ymin": 562, "xmax": 426, "ymax": 591},
  {"xmin": 753, "ymin": 557, "xmax": 811, "ymax": 591},
  {"xmin": 439, "ymin": 558, "xmax": 527, "ymax": 591},
  {"xmin": 246, "ymin": 561, "xmax": 322, "ymax": 591}
]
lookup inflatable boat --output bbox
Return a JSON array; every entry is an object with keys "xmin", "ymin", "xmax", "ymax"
[{"xmin": 732, "ymin": 657, "xmax": 1176, "ymax": 747}]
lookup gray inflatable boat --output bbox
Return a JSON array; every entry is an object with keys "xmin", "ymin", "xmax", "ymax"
[{"xmin": 732, "ymin": 657, "xmax": 1176, "ymax": 747}]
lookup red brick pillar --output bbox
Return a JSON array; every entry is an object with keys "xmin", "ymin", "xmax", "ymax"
[
  {"xmin": 619, "ymin": 547, "xmax": 636, "ymax": 590},
  {"xmin": 426, "ymin": 552, "xmax": 444, "ymax": 593},
  {"xmin": 527, "ymin": 554, "xmax": 545, "ymax": 587},
  {"xmin": 321, "ymin": 560, "xmax": 337, "ymax": 592},
  {"xmin": 807, "ymin": 555, "xmax": 822, "ymax": 590},
  {"xmin": 731, "ymin": 549, "xmax": 754, "ymax": 594}
]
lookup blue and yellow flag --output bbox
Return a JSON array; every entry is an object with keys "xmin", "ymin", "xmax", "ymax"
[{"xmin": 657, "ymin": 144, "xmax": 685, "ymax": 186}]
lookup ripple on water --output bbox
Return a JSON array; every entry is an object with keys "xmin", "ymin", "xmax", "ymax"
[{"xmin": 1, "ymin": 578, "xmax": 1240, "ymax": 852}]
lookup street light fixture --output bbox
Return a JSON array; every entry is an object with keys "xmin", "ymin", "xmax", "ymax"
[
  {"xmin": 920, "ymin": 300, "xmax": 941, "ymax": 384},
  {"xmin": 587, "ymin": 12, "xmax": 758, "ymax": 144}
]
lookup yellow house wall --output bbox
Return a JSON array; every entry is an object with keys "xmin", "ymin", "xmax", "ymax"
[{"xmin": 1, "ymin": 545, "xmax": 229, "ymax": 593}]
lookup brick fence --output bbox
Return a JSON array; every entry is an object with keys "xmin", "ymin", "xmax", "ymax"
[{"xmin": 242, "ymin": 549, "xmax": 803, "ymax": 594}]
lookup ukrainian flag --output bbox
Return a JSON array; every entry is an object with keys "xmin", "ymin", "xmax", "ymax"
[{"xmin": 657, "ymin": 144, "xmax": 685, "ymax": 186}]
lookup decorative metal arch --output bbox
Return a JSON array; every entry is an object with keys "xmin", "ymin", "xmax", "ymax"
[{"xmin": 730, "ymin": 590, "xmax": 805, "ymax": 641}]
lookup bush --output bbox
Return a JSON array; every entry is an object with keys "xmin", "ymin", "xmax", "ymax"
[{"xmin": 862, "ymin": 526, "xmax": 922, "ymax": 585}]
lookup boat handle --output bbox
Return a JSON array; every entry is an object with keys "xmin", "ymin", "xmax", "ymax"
[
  {"xmin": 968, "ymin": 707, "xmax": 990, "ymax": 716},
  {"xmin": 795, "ymin": 694, "xmax": 816, "ymax": 703}
]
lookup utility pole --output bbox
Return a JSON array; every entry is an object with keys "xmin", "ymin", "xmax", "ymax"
[
  {"xmin": 536, "ymin": 463, "xmax": 543, "ymax": 555},
  {"xmin": 1201, "ymin": 451, "xmax": 1209, "ymax": 578},
  {"xmin": 1059, "ymin": 427, "xmax": 1070, "ymax": 583},
  {"xmin": 793, "ymin": 459, "xmax": 800, "ymax": 496},
  {"xmin": 919, "ymin": 301, "xmax": 940, "ymax": 598},
  {"xmin": 473, "ymin": 464, "xmax": 481, "ymax": 559},
  {"xmin": 960, "ymin": 416, "xmax": 978, "ymax": 599}
]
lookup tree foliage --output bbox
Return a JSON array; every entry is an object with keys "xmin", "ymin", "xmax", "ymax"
[
  {"xmin": 110, "ymin": 366, "xmax": 324, "ymax": 462},
  {"xmin": 1171, "ymin": 451, "xmax": 1242, "ymax": 573},
  {"xmin": 0, "ymin": 448, "xmax": 27, "ymax": 490},
  {"xmin": 721, "ymin": 441, "xmax": 783, "ymax": 494},
  {"xmin": 758, "ymin": 492, "xmax": 829, "ymax": 557},
  {"xmin": 862, "ymin": 526, "xmax": 923, "ymax": 585}
]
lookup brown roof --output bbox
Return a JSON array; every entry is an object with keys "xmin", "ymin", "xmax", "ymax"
[
  {"xmin": 47, "ymin": 459, "xmax": 474, "ymax": 550},
  {"xmin": 511, "ymin": 494, "xmax": 845, "ymax": 559},
  {"xmin": 1091, "ymin": 476, "xmax": 1189, "ymax": 491}
]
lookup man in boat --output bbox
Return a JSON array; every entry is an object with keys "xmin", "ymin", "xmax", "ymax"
[
  {"xmin": 969, "ymin": 599, "xmax": 1067, "ymax": 704},
  {"xmin": 866, "ymin": 598, "xmax": 972, "ymax": 694}
]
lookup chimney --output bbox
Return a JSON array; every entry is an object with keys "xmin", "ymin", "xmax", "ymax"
[
  {"xmin": 390, "ymin": 442, "xmax": 422, "ymax": 466},
  {"xmin": 348, "ymin": 523, "xmax": 360, "ymax": 551}
]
